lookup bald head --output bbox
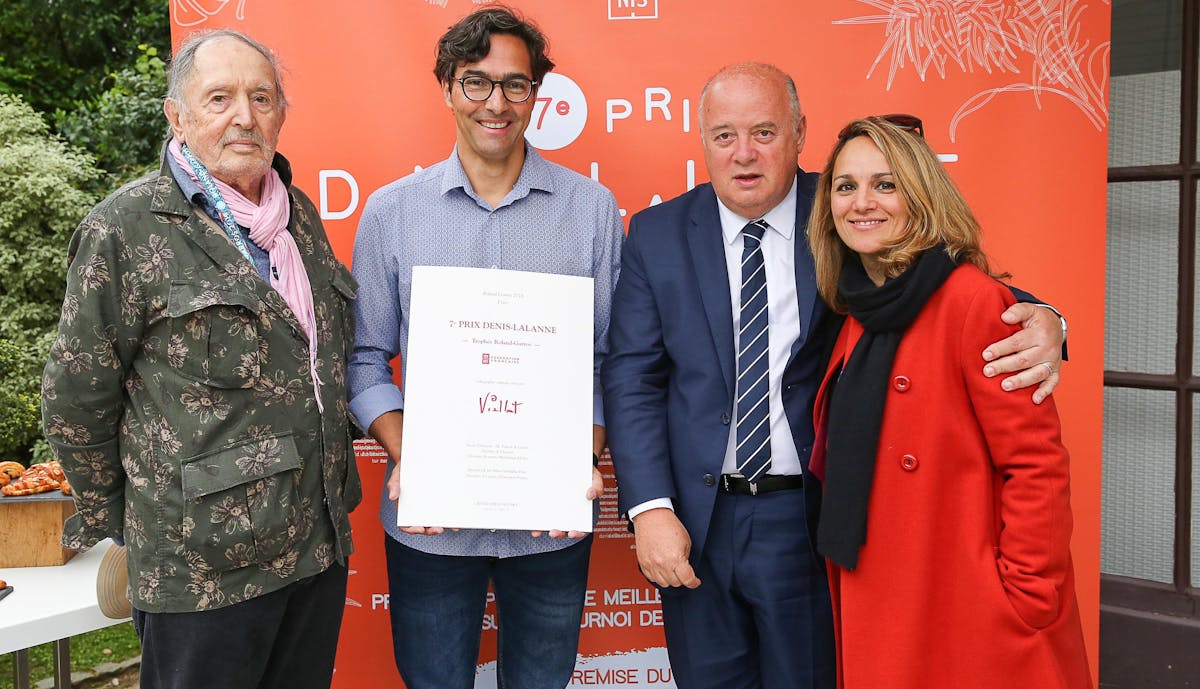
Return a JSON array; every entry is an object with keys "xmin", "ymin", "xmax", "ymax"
[
  {"xmin": 696, "ymin": 62, "xmax": 807, "ymax": 220},
  {"xmin": 698, "ymin": 63, "xmax": 803, "ymax": 136}
]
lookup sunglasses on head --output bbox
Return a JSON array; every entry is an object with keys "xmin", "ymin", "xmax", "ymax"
[{"xmin": 837, "ymin": 113, "xmax": 924, "ymax": 141}]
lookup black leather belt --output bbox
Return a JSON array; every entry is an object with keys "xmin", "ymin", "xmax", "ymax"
[{"xmin": 720, "ymin": 473, "xmax": 803, "ymax": 495}]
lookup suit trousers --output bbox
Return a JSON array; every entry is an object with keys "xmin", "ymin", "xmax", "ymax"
[
  {"xmin": 132, "ymin": 562, "xmax": 348, "ymax": 689},
  {"xmin": 659, "ymin": 489, "xmax": 835, "ymax": 689}
]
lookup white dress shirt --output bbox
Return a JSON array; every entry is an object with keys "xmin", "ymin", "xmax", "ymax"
[{"xmin": 628, "ymin": 176, "xmax": 803, "ymax": 520}]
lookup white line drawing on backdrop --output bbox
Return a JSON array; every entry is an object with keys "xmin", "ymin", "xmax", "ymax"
[
  {"xmin": 170, "ymin": 0, "xmax": 488, "ymax": 28},
  {"xmin": 421, "ymin": 0, "xmax": 491, "ymax": 8},
  {"xmin": 171, "ymin": 0, "xmax": 248, "ymax": 27},
  {"xmin": 834, "ymin": 0, "xmax": 1110, "ymax": 140}
]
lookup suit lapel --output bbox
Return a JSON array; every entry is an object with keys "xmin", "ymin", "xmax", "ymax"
[
  {"xmin": 687, "ymin": 188, "xmax": 736, "ymax": 398},
  {"xmin": 791, "ymin": 170, "xmax": 820, "ymax": 357}
]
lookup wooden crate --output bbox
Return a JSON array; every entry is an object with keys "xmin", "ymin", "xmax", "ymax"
[{"xmin": 0, "ymin": 493, "xmax": 78, "ymax": 567}]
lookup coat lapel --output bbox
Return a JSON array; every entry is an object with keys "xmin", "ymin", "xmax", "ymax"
[
  {"xmin": 148, "ymin": 152, "xmax": 309, "ymax": 340},
  {"xmin": 687, "ymin": 188, "xmax": 736, "ymax": 399},
  {"xmin": 149, "ymin": 168, "xmax": 250, "ymax": 276}
]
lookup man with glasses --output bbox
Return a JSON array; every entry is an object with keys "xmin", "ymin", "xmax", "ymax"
[
  {"xmin": 348, "ymin": 7, "xmax": 622, "ymax": 689},
  {"xmin": 602, "ymin": 63, "xmax": 1065, "ymax": 689}
]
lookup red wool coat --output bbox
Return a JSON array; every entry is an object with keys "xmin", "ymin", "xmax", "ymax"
[{"xmin": 813, "ymin": 265, "xmax": 1092, "ymax": 689}]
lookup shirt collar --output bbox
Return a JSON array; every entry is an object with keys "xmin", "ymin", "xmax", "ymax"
[
  {"xmin": 166, "ymin": 150, "xmax": 210, "ymax": 210},
  {"xmin": 718, "ymin": 173, "xmax": 799, "ymax": 245},
  {"xmin": 165, "ymin": 142, "xmax": 293, "ymax": 211},
  {"xmin": 440, "ymin": 143, "xmax": 556, "ymax": 206}
]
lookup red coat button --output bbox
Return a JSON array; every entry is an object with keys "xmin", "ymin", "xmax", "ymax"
[
  {"xmin": 900, "ymin": 454, "xmax": 918, "ymax": 471},
  {"xmin": 893, "ymin": 375, "xmax": 911, "ymax": 392}
]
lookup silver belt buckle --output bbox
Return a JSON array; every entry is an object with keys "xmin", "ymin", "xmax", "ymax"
[{"xmin": 749, "ymin": 480, "xmax": 758, "ymax": 496}]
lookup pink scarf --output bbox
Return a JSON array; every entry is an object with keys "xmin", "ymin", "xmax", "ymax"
[{"xmin": 168, "ymin": 138, "xmax": 323, "ymax": 412}]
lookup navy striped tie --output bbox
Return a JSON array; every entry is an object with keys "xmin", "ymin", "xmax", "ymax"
[{"xmin": 736, "ymin": 219, "xmax": 771, "ymax": 482}]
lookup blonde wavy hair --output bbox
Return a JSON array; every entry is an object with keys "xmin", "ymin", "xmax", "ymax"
[{"xmin": 807, "ymin": 117, "xmax": 1003, "ymax": 313}]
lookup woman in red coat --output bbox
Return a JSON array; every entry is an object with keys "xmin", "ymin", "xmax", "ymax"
[{"xmin": 805, "ymin": 116, "xmax": 1092, "ymax": 689}]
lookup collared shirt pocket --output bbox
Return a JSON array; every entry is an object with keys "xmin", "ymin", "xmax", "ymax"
[
  {"xmin": 180, "ymin": 432, "xmax": 304, "ymax": 571},
  {"xmin": 167, "ymin": 281, "xmax": 264, "ymax": 389}
]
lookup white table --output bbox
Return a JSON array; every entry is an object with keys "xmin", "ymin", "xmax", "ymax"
[{"xmin": 0, "ymin": 540, "xmax": 130, "ymax": 688}]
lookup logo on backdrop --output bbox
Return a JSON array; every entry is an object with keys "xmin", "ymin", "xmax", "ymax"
[
  {"xmin": 524, "ymin": 73, "xmax": 589, "ymax": 151},
  {"xmin": 171, "ymin": 0, "xmax": 247, "ymax": 26},
  {"xmin": 608, "ymin": 0, "xmax": 658, "ymax": 20}
]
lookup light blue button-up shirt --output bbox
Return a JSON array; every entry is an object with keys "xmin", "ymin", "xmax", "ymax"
[{"xmin": 348, "ymin": 145, "xmax": 623, "ymax": 557}]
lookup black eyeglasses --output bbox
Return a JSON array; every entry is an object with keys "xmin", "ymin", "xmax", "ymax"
[
  {"xmin": 837, "ymin": 113, "xmax": 924, "ymax": 140},
  {"xmin": 454, "ymin": 75, "xmax": 538, "ymax": 103}
]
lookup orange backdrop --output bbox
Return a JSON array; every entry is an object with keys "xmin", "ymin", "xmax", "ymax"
[{"xmin": 172, "ymin": 1, "xmax": 1108, "ymax": 686}]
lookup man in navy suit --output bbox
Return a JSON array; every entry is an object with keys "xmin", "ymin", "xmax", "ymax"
[{"xmin": 601, "ymin": 63, "xmax": 1064, "ymax": 689}]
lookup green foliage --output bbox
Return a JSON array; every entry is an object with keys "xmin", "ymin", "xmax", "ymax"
[
  {"xmin": 0, "ymin": 339, "xmax": 43, "ymax": 458},
  {"xmin": 0, "ymin": 0, "xmax": 167, "ymax": 460},
  {"xmin": 0, "ymin": 94, "xmax": 100, "ymax": 335},
  {"xmin": 0, "ymin": 622, "xmax": 141, "ymax": 688},
  {"xmin": 0, "ymin": 2, "xmax": 168, "ymax": 460},
  {"xmin": 30, "ymin": 438, "xmax": 55, "ymax": 464},
  {"xmin": 0, "ymin": 0, "xmax": 170, "ymax": 117},
  {"xmin": 0, "ymin": 93, "xmax": 101, "ymax": 459},
  {"xmin": 56, "ymin": 44, "xmax": 169, "ymax": 188}
]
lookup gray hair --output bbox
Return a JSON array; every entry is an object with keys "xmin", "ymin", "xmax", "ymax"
[
  {"xmin": 698, "ymin": 63, "xmax": 802, "ymax": 135},
  {"xmin": 166, "ymin": 29, "xmax": 288, "ymax": 110}
]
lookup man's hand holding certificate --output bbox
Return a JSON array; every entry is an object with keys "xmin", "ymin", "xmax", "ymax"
[{"xmin": 396, "ymin": 267, "xmax": 595, "ymax": 534}]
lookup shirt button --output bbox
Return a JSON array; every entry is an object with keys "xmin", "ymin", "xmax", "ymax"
[
  {"xmin": 900, "ymin": 454, "xmax": 919, "ymax": 471},
  {"xmin": 703, "ymin": 473, "xmax": 716, "ymax": 487},
  {"xmin": 893, "ymin": 375, "xmax": 911, "ymax": 392},
  {"xmin": 720, "ymin": 412, "xmax": 731, "ymax": 425}
]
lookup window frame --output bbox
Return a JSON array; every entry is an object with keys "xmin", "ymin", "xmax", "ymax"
[{"xmin": 1104, "ymin": 0, "xmax": 1200, "ymax": 616}]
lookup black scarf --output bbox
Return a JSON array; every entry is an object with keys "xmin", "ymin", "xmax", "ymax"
[{"xmin": 816, "ymin": 246, "xmax": 958, "ymax": 570}]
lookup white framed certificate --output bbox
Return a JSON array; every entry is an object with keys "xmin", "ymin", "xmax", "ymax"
[{"xmin": 396, "ymin": 266, "xmax": 595, "ymax": 532}]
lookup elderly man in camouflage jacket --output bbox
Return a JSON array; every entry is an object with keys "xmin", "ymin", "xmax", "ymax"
[{"xmin": 41, "ymin": 29, "xmax": 360, "ymax": 689}]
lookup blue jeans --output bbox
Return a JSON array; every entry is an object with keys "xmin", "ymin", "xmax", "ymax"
[{"xmin": 384, "ymin": 535, "xmax": 592, "ymax": 689}]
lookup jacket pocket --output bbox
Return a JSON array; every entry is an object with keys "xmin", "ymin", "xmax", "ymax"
[
  {"xmin": 166, "ymin": 281, "xmax": 263, "ymax": 389},
  {"xmin": 180, "ymin": 432, "xmax": 303, "ymax": 569},
  {"xmin": 994, "ymin": 546, "xmax": 1060, "ymax": 630}
]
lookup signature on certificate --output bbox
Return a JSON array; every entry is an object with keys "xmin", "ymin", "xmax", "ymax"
[{"xmin": 479, "ymin": 392, "xmax": 523, "ymax": 415}]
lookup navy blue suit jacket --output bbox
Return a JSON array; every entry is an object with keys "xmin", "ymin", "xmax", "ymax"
[{"xmin": 602, "ymin": 171, "xmax": 840, "ymax": 563}]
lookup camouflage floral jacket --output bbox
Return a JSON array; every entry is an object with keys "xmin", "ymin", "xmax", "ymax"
[{"xmin": 42, "ymin": 150, "xmax": 361, "ymax": 613}]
